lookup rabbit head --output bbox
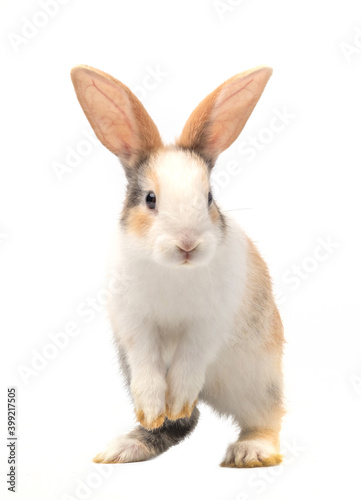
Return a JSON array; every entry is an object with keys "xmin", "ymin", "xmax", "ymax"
[{"xmin": 71, "ymin": 65, "xmax": 272, "ymax": 267}]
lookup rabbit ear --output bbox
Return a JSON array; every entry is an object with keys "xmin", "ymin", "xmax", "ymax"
[
  {"xmin": 176, "ymin": 66, "xmax": 272, "ymax": 166},
  {"xmin": 70, "ymin": 65, "xmax": 163, "ymax": 169}
]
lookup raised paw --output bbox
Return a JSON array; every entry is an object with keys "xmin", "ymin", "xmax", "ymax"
[
  {"xmin": 220, "ymin": 439, "xmax": 283, "ymax": 468},
  {"xmin": 93, "ymin": 435, "xmax": 155, "ymax": 464},
  {"xmin": 165, "ymin": 399, "xmax": 197, "ymax": 421},
  {"xmin": 135, "ymin": 409, "xmax": 165, "ymax": 430}
]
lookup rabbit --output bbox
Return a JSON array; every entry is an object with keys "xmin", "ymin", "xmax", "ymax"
[{"xmin": 70, "ymin": 64, "xmax": 285, "ymax": 468}]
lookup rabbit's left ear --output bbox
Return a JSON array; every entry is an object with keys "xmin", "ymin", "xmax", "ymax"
[
  {"xmin": 70, "ymin": 65, "xmax": 163, "ymax": 170},
  {"xmin": 177, "ymin": 66, "xmax": 272, "ymax": 167}
]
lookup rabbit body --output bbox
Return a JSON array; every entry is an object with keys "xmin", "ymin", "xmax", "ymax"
[{"xmin": 71, "ymin": 65, "xmax": 285, "ymax": 468}]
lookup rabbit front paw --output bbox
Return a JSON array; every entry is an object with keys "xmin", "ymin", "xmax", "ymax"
[
  {"xmin": 165, "ymin": 370, "xmax": 200, "ymax": 420},
  {"xmin": 165, "ymin": 394, "xmax": 198, "ymax": 421},
  {"xmin": 131, "ymin": 379, "xmax": 166, "ymax": 430},
  {"xmin": 135, "ymin": 408, "xmax": 165, "ymax": 430}
]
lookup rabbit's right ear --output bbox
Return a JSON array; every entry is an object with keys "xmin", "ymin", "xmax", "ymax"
[
  {"xmin": 71, "ymin": 65, "xmax": 163, "ymax": 170},
  {"xmin": 177, "ymin": 66, "xmax": 272, "ymax": 167}
]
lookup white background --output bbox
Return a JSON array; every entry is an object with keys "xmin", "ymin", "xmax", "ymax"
[{"xmin": 1, "ymin": 0, "xmax": 361, "ymax": 499}]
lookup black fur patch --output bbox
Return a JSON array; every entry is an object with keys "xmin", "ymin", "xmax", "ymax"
[{"xmin": 129, "ymin": 407, "xmax": 200, "ymax": 455}]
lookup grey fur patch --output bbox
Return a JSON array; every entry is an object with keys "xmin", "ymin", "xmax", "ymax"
[
  {"xmin": 115, "ymin": 344, "xmax": 131, "ymax": 389},
  {"xmin": 120, "ymin": 157, "xmax": 151, "ymax": 227},
  {"xmin": 128, "ymin": 406, "xmax": 200, "ymax": 456},
  {"xmin": 267, "ymin": 382, "xmax": 283, "ymax": 407}
]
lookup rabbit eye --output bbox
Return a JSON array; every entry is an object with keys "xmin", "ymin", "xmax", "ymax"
[
  {"xmin": 208, "ymin": 191, "xmax": 213, "ymax": 207},
  {"xmin": 145, "ymin": 191, "xmax": 156, "ymax": 209}
]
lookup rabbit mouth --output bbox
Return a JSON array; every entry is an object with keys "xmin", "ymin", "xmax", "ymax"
[
  {"xmin": 151, "ymin": 232, "xmax": 217, "ymax": 268},
  {"xmin": 177, "ymin": 245, "xmax": 199, "ymax": 265},
  {"xmin": 181, "ymin": 253, "xmax": 193, "ymax": 265}
]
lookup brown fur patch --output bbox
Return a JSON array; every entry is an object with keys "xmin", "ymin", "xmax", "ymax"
[
  {"xmin": 246, "ymin": 237, "xmax": 273, "ymax": 294},
  {"xmin": 210, "ymin": 204, "xmax": 220, "ymax": 224},
  {"xmin": 240, "ymin": 428, "xmax": 280, "ymax": 448},
  {"xmin": 220, "ymin": 428, "xmax": 283, "ymax": 469},
  {"xmin": 92, "ymin": 453, "xmax": 121, "ymax": 464},
  {"xmin": 166, "ymin": 399, "xmax": 198, "ymax": 421},
  {"xmin": 136, "ymin": 409, "xmax": 165, "ymax": 430},
  {"xmin": 93, "ymin": 453, "xmax": 108, "ymax": 464},
  {"xmin": 146, "ymin": 166, "xmax": 160, "ymax": 194},
  {"xmin": 243, "ymin": 236, "xmax": 285, "ymax": 350},
  {"xmin": 71, "ymin": 65, "xmax": 163, "ymax": 167},
  {"xmin": 220, "ymin": 453, "xmax": 283, "ymax": 469},
  {"xmin": 127, "ymin": 206, "xmax": 154, "ymax": 237},
  {"xmin": 266, "ymin": 306, "xmax": 285, "ymax": 351},
  {"xmin": 176, "ymin": 67, "xmax": 272, "ymax": 164},
  {"xmin": 262, "ymin": 454, "xmax": 283, "ymax": 466},
  {"xmin": 200, "ymin": 162, "xmax": 210, "ymax": 187}
]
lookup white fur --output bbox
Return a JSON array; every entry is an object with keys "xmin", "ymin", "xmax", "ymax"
[
  {"xmin": 128, "ymin": 150, "xmax": 221, "ymax": 268},
  {"xmin": 71, "ymin": 64, "xmax": 283, "ymax": 466},
  {"xmin": 95, "ymin": 435, "xmax": 155, "ymax": 464},
  {"xmin": 106, "ymin": 150, "xmax": 282, "ymax": 432},
  {"xmin": 222, "ymin": 439, "xmax": 277, "ymax": 467}
]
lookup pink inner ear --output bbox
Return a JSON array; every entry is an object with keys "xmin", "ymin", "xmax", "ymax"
[
  {"xmin": 72, "ymin": 65, "xmax": 163, "ymax": 166},
  {"xmin": 217, "ymin": 77, "xmax": 255, "ymax": 109},
  {"xmin": 207, "ymin": 77, "xmax": 257, "ymax": 157},
  {"xmin": 81, "ymin": 77, "xmax": 137, "ymax": 158}
]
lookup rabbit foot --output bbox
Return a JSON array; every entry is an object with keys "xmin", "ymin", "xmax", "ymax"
[
  {"xmin": 93, "ymin": 435, "xmax": 155, "ymax": 464},
  {"xmin": 220, "ymin": 439, "xmax": 283, "ymax": 468}
]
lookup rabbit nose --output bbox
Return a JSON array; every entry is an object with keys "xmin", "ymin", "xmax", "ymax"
[{"xmin": 177, "ymin": 240, "xmax": 199, "ymax": 253}]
